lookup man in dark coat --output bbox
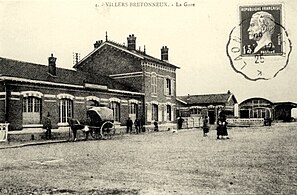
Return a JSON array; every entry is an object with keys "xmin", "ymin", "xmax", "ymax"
[
  {"xmin": 43, "ymin": 112, "xmax": 52, "ymax": 139},
  {"xmin": 126, "ymin": 117, "xmax": 133, "ymax": 133},
  {"xmin": 202, "ymin": 115, "xmax": 209, "ymax": 137},
  {"xmin": 177, "ymin": 117, "xmax": 184, "ymax": 129}
]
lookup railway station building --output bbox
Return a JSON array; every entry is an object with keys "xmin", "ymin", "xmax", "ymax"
[
  {"xmin": 0, "ymin": 34, "xmax": 179, "ymax": 130},
  {"xmin": 176, "ymin": 91, "xmax": 238, "ymax": 125},
  {"xmin": 239, "ymin": 97, "xmax": 297, "ymax": 122}
]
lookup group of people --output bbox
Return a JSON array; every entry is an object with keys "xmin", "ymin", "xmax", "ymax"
[
  {"xmin": 43, "ymin": 112, "xmax": 230, "ymax": 140},
  {"xmin": 126, "ymin": 117, "xmax": 143, "ymax": 134},
  {"xmin": 202, "ymin": 114, "xmax": 230, "ymax": 139}
]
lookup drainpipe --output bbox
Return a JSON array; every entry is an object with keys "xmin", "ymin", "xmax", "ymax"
[{"xmin": 4, "ymin": 81, "xmax": 8, "ymax": 122}]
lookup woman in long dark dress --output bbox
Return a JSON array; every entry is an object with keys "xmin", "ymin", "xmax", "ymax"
[
  {"xmin": 217, "ymin": 114, "xmax": 229, "ymax": 139},
  {"xmin": 216, "ymin": 117, "xmax": 223, "ymax": 139}
]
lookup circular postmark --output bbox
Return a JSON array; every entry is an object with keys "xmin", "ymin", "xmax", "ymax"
[{"xmin": 227, "ymin": 5, "xmax": 292, "ymax": 81}]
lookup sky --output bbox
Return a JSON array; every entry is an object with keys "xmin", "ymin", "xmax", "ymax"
[{"xmin": 1, "ymin": 0, "xmax": 297, "ymax": 105}]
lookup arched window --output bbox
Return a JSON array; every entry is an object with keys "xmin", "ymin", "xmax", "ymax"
[
  {"xmin": 23, "ymin": 96, "xmax": 41, "ymax": 124},
  {"xmin": 86, "ymin": 100, "xmax": 100, "ymax": 108},
  {"xmin": 86, "ymin": 96, "xmax": 100, "ymax": 108},
  {"xmin": 59, "ymin": 98, "xmax": 73, "ymax": 123},
  {"xmin": 110, "ymin": 101, "xmax": 120, "ymax": 122}
]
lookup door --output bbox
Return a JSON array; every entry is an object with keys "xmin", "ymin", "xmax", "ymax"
[{"xmin": 208, "ymin": 110, "xmax": 215, "ymax": 124}]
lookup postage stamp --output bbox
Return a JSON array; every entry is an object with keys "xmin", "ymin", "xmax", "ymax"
[
  {"xmin": 240, "ymin": 5, "xmax": 283, "ymax": 56},
  {"xmin": 226, "ymin": 4, "xmax": 292, "ymax": 81}
]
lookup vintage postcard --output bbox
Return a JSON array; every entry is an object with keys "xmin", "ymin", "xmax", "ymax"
[{"xmin": 0, "ymin": 0, "xmax": 296, "ymax": 194}]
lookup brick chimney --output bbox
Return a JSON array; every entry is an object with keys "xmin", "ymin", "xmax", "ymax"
[
  {"xmin": 161, "ymin": 46, "xmax": 169, "ymax": 61},
  {"xmin": 127, "ymin": 34, "xmax": 136, "ymax": 50},
  {"xmin": 48, "ymin": 53, "xmax": 57, "ymax": 76},
  {"xmin": 94, "ymin": 40, "xmax": 103, "ymax": 49}
]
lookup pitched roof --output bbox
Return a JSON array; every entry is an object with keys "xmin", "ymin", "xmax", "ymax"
[
  {"xmin": 73, "ymin": 40, "xmax": 180, "ymax": 69},
  {"xmin": 177, "ymin": 92, "xmax": 237, "ymax": 105},
  {"xmin": 0, "ymin": 57, "xmax": 139, "ymax": 92}
]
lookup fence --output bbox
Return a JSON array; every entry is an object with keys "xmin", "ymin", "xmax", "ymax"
[
  {"xmin": 0, "ymin": 123, "xmax": 9, "ymax": 142},
  {"xmin": 182, "ymin": 117, "xmax": 203, "ymax": 128},
  {"xmin": 226, "ymin": 118, "xmax": 264, "ymax": 127}
]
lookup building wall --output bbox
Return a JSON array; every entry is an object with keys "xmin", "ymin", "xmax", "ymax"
[
  {"xmin": 76, "ymin": 44, "xmax": 143, "ymax": 77},
  {"xmin": 274, "ymin": 105, "xmax": 293, "ymax": 121},
  {"xmin": 239, "ymin": 98, "xmax": 273, "ymax": 119},
  {"xmin": 110, "ymin": 76, "xmax": 143, "ymax": 92},
  {"xmin": 143, "ymin": 62, "xmax": 177, "ymax": 124},
  {"xmin": 5, "ymin": 82, "xmax": 143, "ymax": 130},
  {"xmin": 76, "ymin": 44, "xmax": 178, "ymax": 125}
]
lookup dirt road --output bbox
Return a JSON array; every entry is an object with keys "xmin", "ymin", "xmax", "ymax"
[{"xmin": 0, "ymin": 124, "xmax": 296, "ymax": 194}]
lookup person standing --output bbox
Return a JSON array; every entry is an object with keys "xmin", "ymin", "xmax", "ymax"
[
  {"xmin": 217, "ymin": 114, "xmax": 229, "ymax": 139},
  {"xmin": 217, "ymin": 115, "xmax": 223, "ymax": 139},
  {"xmin": 153, "ymin": 121, "xmax": 159, "ymax": 132},
  {"xmin": 126, "ymin": 117, "xmax": 133, "ymax": 133},
  {"xmin": 68, "ymin": 118, "xmax": 84, "ymax": 141},
  {"xmin": 177, "ymin": 117, "xmax": 184, "ymax": 129},
  {"xmin": 43, "ymin": 112, "xmax": 52, "ymax": 140},
  {"xmin": 202, "ymin": 115, "xmax": 209, "ymax": 137},
  {"xmin": 134, "ymin": 118, "xmax": 141, "ymax": 134},
  {"xmin": 221, "ymin": 114, "xmax": 229, "ymax": 139}
]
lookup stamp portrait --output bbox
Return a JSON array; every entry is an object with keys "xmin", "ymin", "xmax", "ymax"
[{"xmin": 240, "ymin": 5, "xmax": 283, "ymax": 56}]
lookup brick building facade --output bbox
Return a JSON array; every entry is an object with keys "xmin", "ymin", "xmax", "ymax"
[
  {"xmin": 74, "ymin": 34, "xmax": 179, "ymax": 126},
  {"xmin": 0, "ymin": 34, "xmax": 179, "ymax": 130},
  {"xmin": 0, "ymin": 56, "xmax": 143, "ymax": 130}
]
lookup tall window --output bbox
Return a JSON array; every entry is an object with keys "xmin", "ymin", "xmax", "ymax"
[
  {"xmin": 129, "ymin": 103, "xmax": 138, "ymax": 116},
  {"xmin": 23, "ymin": 96, "xmax": 41, "ymax": 113},
  {"xmin": 110, "ymin": 101, "xmax": 120, "ymax": 122},
  {"xmin": 165, "ymin": 78, "xmax": 172, "ymax": 95},
  {"xmin": 59, "ymin": 99, "xmax": 73, "ymax": 123},
  {"xmin": 152, "ymin": 104, "xmax": 158, "ymax": 121},
  {"xmin": 23, "ymin": 96, "xmax": 41, "ymax": 124},
  {"xmin": 151, "ymin": 74, "xmax": 157, "ymax": 94},
  {"xmin": 166, "ymin": 105, "xmax": 172, "ymax": 121}
]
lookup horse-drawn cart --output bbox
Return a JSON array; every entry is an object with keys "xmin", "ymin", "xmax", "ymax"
[
  {"xmin": 87, "ymin": 107, "xmax": 115, "ymax": 139},
  {"xmin": 68, "ymin": 107, "xmax": 115, "ymax": 140}
]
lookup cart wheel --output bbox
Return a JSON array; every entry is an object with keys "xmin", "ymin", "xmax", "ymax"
[
  {"xmin": 90, "ymin": 129, "xmax": 102, "ymax": 140},
  {"xmin": 100, "ymin": 121, "xmax": 114, "ymax": 140}
]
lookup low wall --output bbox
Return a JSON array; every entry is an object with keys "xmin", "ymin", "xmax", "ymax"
[{"xmin": 226, "ymin": 118, "xmax": 264, "ymax": 127}]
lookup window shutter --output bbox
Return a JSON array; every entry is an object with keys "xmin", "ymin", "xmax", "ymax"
[
  {"xmin": 164, "ymin": 105, "xmax": 167, "ymax": 122},
  {"xmin": 147, "ymin": 104, "xmax": 152, "ymax": 122},
  {"xmin": 158, "ymin": 105, "xmax": 162, "ymax": 122},
  {"xmin": 164, "ymin": 78, "xmax": 167, "ymax": 95},
  {"xmin": 171, "ymin": 106, "xmax": 174, "ymax": 122},
  {"xmin": 171, "ymin": 80, "xmax": 175, "ymax": 96}
]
